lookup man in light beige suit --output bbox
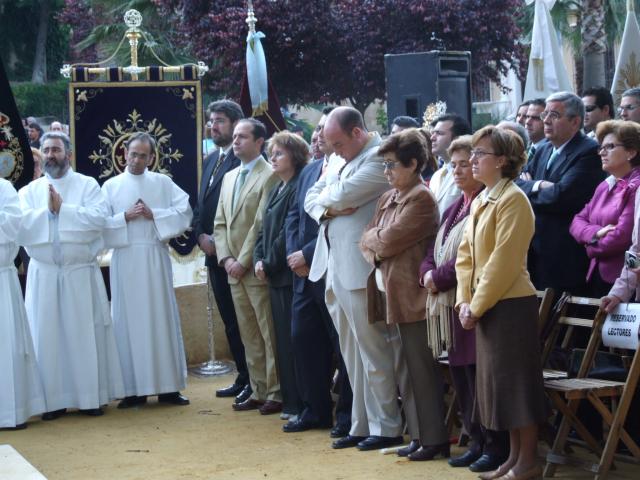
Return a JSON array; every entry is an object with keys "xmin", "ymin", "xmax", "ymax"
[
  {"xmin": 213, "ymin": 118, "xmax": 281, "ymax": 415},
  {"xmin": 305, "ymin": 107, "xmax": 406, "ymax": 452}
]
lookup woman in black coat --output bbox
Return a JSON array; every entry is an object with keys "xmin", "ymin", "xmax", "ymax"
[{"xmin": 254, "ymin": 131, "xmax": 310, "ymax": 420}]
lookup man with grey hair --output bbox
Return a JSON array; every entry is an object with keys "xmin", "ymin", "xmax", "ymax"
[
  {"xmin": 102, "ymin": 132, "xmax": 193, "ymax": 409},
  {"xmin": 18, "ymin": 131, "xmax": 124, "ymax": 420},
  {"xmin": 517, "ymin": 91, "xmax": 603, "ymax": 294},
  {"xmin": 619, "ymin": 87, "xmax": 640, "ymax": 124}
]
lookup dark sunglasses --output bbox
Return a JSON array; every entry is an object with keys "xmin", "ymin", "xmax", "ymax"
[{"xmin": 584, "ymin": 105, "xmax": 599, "ymax": 113}]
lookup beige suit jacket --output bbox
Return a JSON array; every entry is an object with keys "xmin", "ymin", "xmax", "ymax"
[{"xmin": 213, "ymin": 158, "xmax": 278, "ymax": 285}]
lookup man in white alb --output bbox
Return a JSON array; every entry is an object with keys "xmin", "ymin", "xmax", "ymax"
[
  {"xmin": 18, "ymin": 131, "xmax": 124, "ymax": 420},
  {"xmin": 102, "ymin": 132, "xmax": 193, "ymax": 408},
  {"xmin": 0, "ymin": 178, "xmax": 45, "ymax": 430}
]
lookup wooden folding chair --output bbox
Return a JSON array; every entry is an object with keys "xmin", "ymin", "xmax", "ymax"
[
  {"xmin": 543, "ymin": 305, "xmax": 640, "ymax": 479},
  {"xmin": 540, "ymin": 294, "xmax": 601, "ymax": 381}
]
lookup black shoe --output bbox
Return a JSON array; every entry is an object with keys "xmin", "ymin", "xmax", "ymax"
[
  {"xmin": 330, "ymin": 423, "xmax": 350, "ymax": 438},
  {"xmin": 408, "ymin": 443, "xmax": 450, "ymax": 461},
  {"xmin": 158, "ymin": 392, "xmax": 190, "ymax": 406},
  {"xmin": 332, "ymin": 435, "xmax": 366, "ymax": 449},
  {"xmin": 42, "ymin": 409, "xmax": 67, "ymax": 421},
  {"xmin": 117, "ymin": 396, "xmax": 148, "ymax": 409},
  {"xmin": 216, "ymin": 383, "xmax": 245, "ymax": 398},
  {"xmin": 468, "ymin": 454, "xmax": 507, "ymax": 473},
  {"xmin": 234, "ymin": 384, "xmax": 252, "ymax": 405},
  {"xmin": 283, "ymin": 418, "xmax": 331, "ymax": 433},
  {"xmin": 79, "ymin": 408, "xmax": 104, "ymax": 416},
  {"xmin": 397, "ymin": 439, "xmax": 421, "ymax": 457},
  {"xmin": 2, "ymin": 423, "xmax": 27, "ymax": 430},
  {"xmin": 448, "ymin": 448, "xmax": 482, "ymax": 467},
  {"xmin": 357, "ymin": 435, "xmax": 404, "ymax": 451}
]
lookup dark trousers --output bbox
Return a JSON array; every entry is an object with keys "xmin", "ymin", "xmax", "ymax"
[
  {"xmin": 292, "ymin": 279, "xmax": 352, "ymax": 427},
  {"xmin": 208, "ymin": 261, "xmax": 249, "ymax": 385},
  {"xmin": 449, "ymin": 364, "xmax": 509, "ymax": 457},
  {"xmin": 269, "ymin": 285, "xmax": 302, "ymax": 414}
]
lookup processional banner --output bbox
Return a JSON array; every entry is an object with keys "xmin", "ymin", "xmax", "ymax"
[
  {"xmin": 69, "ymin": 77, "xmax": 202, "ymax": 257},
  {"xmin": 0, "ymin": 55, "xmax": 35, "ymax": 189}
]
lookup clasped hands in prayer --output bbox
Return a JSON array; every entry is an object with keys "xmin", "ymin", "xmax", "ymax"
[
  {"xmin": 124, "ymin": 198, "xmax": 154, "ymax": 222},
  {"xmin": 48, "ymin": 184, "xmax": 62, "ymax": 214}
]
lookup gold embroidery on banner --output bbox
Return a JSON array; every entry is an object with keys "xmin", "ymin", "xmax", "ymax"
[
  {"xmin": 88, "ymin": 109, "xmax": 184, "ymax": 179},
  {"xmin": 74, "ymin": 88, "xmax": 104, "ymax": 120},
  {"xmin": 0, "ymin": 112, "xmax": 25, "ymax": 182},
  {"xmin": 614, "ymin": 52, "xmax": 640, "ymax": 103},
  {"xmin": 166, "ymin": 86, "xmax": 197, "ymax": 118}
]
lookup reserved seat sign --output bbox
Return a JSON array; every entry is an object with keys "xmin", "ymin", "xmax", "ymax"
[{"xmin": 603, "ymin": 303, "xmax": 640, "ymax": 350}]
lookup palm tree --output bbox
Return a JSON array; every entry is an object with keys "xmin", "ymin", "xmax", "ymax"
[
  {"xmin": 581, "ymin": 0, "xmax": 606, "ymax": 89},
  {"xmin": 518, "ymin": 0, "xmax": 638, "ymax": 92}
]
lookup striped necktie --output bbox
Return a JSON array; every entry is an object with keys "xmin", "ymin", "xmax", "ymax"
[
  {"xmin": 527, "ymin": 144, "xmax": 536, "ymax": 160},
  {"xmin": 208, "ymin": 151, "xmax": 226, "ymax": 188}
]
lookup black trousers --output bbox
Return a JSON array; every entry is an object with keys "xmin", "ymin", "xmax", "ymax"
[
  {"xmin": 270, "ymin": 284, "xmax": 303, "ymax": 415},
  {"xmin": 291, "ymin": 278, "xmax": 352, "ymax": 427},
  {"xmin": 208, "ymin": 261, "xmax": 249, "ymax": 385},
  {"xmin": 449, "ymin": 364, "xmax": 509, "ymax": 457}
]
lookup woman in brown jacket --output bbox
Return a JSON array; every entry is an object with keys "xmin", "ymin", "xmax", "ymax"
[
  {"xmin": 456, "ymin": 126, "xmax": 546, "ymax": 480},
  {"xmin": 360, "ymin": 128, "xmax": 449, "ymax": 461}
]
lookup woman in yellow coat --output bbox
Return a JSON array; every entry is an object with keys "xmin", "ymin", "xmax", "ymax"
[{"xmin": 456, "ymin": 126, "xmax": 546, "ymax": 480}]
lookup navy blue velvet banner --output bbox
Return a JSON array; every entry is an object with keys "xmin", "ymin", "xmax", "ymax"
[
  {"xmin": 0, "ymin": 55, "xmax": 35, "ymax": 190},
  {"xmin": 69, "ymin": 81, "xmax": 202, "ymax": 256}
]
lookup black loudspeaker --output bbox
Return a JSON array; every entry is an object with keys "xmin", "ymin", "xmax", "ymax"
[{"xmin": 384, "ymin": 51, "xmax": 472, "ymax": 130}]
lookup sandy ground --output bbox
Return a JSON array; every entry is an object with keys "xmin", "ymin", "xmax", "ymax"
[{"xmin": 2, "ymin": 374, "xmax": 638, "ymax": 480}]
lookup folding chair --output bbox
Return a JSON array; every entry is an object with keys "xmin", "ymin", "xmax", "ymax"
[
  {"xmin": 543, "ymin": 305, "xmax": 640, "ymax": 479},
  {"xmin": 540, "ymin": 294, "xmax": 600, "ymax": 381}
]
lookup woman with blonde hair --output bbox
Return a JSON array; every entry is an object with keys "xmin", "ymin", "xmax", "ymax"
[{"xmin": 456, "ymin": 126, "xmax": 546, "ymax": 480}]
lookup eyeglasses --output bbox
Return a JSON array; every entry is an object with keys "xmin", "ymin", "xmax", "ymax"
[
  {"xmin": 469, "ymin": 149, "xmax": 497, "ymax": 158},
  {"xmin": 540, "ymin": 111, "xmax": 565, "ymax": 122},
  {"xmin": 129, "ymin": 152, "xmax": 150, "ymax": 160},
  {"xmin": 383, "ymin": 160, "xmax": 400, "ymax": 170},
  {"xmin": 598, "ymin": 143, "xmax": 625, "ymax": 153},
  {"xmin": 584, "ymin": 105, "xmax": 600, "ymax": 113},
  {"xmin": 618, "ymin": 104, "xmax": 640, "ymax": 114}
]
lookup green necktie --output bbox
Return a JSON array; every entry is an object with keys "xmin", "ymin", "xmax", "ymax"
[
  {"xmin": 232, "ymin": 168, "xmax": 248, "ymax": 211},
  {"xmin": 546, "ymin": 149, "xmax": 559, "ymax": 171}
]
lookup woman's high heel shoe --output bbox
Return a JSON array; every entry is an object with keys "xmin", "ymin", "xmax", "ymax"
[
  {"xmin": 495, "ymin": 465, "xmax": 543, "ymax": 480},
  {"xmin": 478, "ymin": 463, "xmax": 511, "ymax": 480}
]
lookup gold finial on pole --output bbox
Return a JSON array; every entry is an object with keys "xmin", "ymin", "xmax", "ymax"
[
  {"xmin": 246, "ymin": 1, "xmax": 257, "ymax": 34},
  {"xmin": 124, "ymin": 9, "xmax": 143, "ymax": 80}
]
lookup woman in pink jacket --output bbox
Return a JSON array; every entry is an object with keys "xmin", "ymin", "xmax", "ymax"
[{"xmin": 570, "ymin": 120, "xmax": 640, "ymax": 297}]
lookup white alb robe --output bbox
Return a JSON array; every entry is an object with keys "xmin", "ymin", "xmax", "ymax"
[
  {"xmin": 18, "ymin": 170, "xmax": 124, "ymax": 411},
  {"xmin": 0, "ymin": 179, "xmax": 45, "ymax": 427},
  {"xmin": 102, "ymin": 169, "xmax": 193, "ymax": 397}
]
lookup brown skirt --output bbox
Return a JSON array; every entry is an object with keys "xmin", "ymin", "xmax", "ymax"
[{"xmin": 474, "ymin": 295, "xmax": 547, "ymax": 431}]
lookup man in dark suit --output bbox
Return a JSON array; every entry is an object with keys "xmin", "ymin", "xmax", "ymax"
[
  {"xmin": 282, "ymin": 108, "xmax": 353, "ymax": 435},
  {"xmin": 517, "ymin": 91, "xmax": 604, "ymax": 294},
  {"xmin": 192, "ymin": 100, "xmax": 250, "ymax": 402}
]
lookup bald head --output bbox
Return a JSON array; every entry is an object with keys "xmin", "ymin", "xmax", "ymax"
[{"xmin": 324, "ymin": 107, "xmax": 369, "ymax": 161}]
